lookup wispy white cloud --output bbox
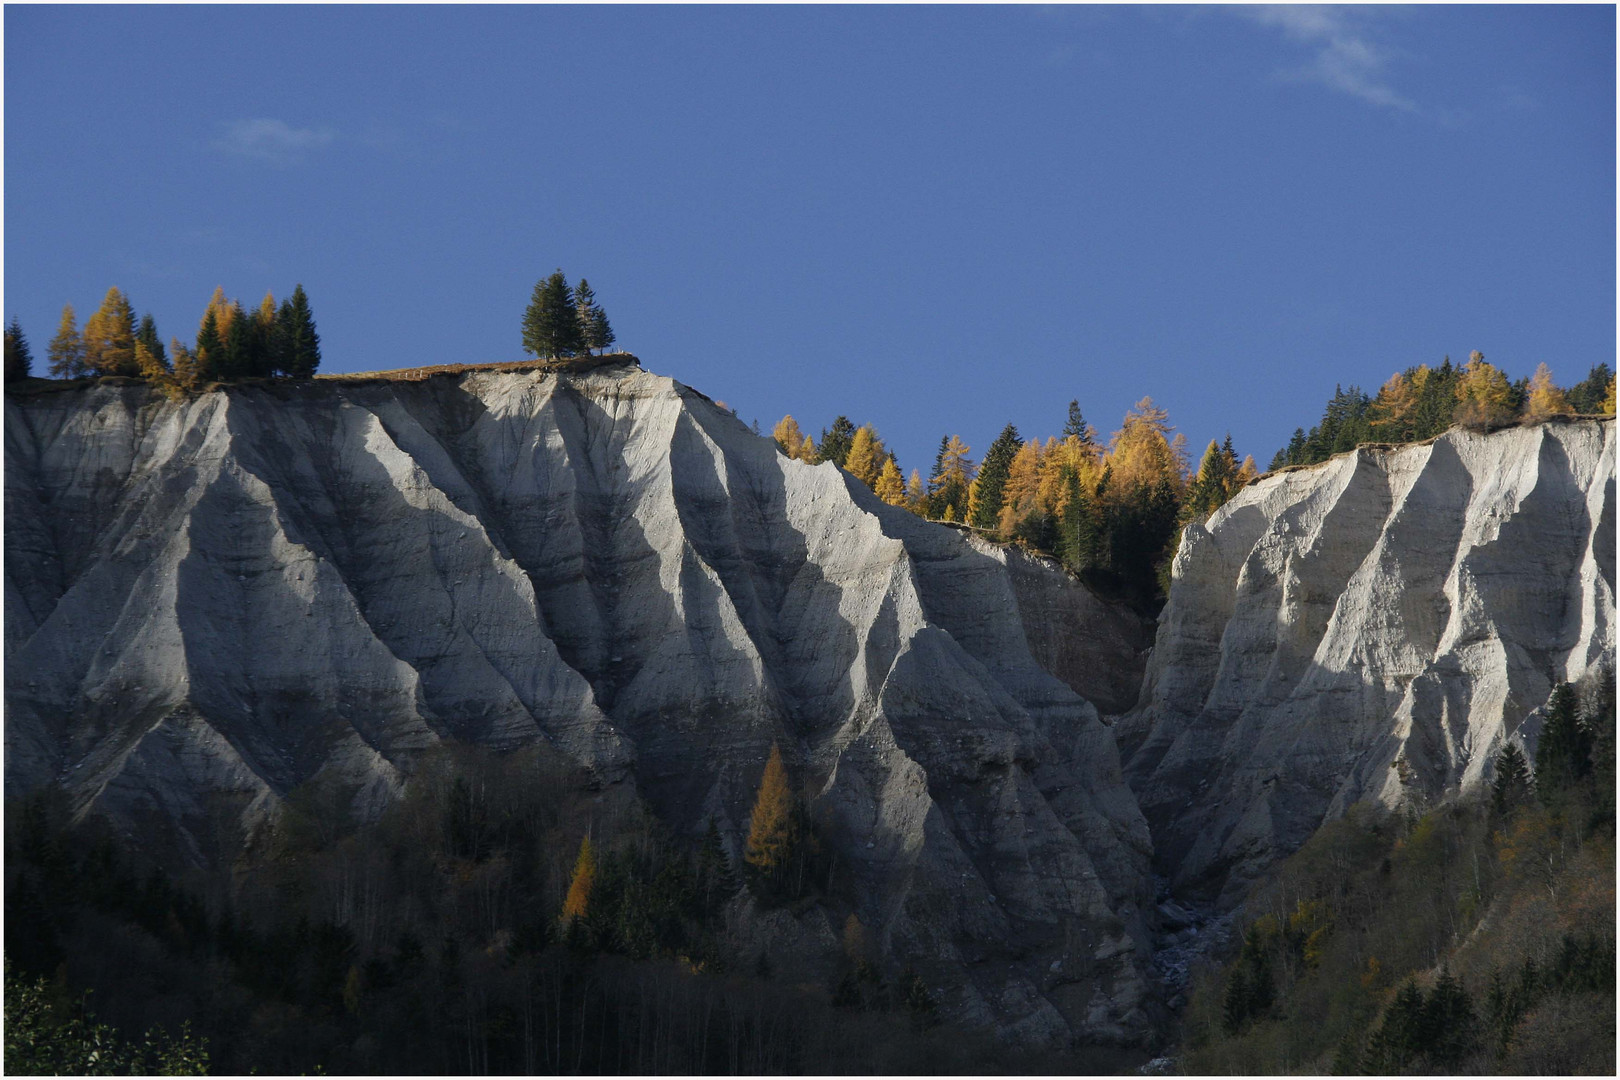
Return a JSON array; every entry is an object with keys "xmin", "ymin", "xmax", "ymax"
[
  {"xmin": 215, "ymin": 118, "xmax": 336, "ymax": 164},
  {"xmin": 1240, "ymin": 5, "xmax": 1418, "ymax": 114}
]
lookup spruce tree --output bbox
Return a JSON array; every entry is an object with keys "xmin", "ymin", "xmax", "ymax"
[
  {"xmin": 1566, "ymin": 363, "xmax": 1614, "ymax": 414},
  {"xmin": 1535, "ymin": 682, "xmax": 1592, "ymax": 805},
  {"xmin": 1491, "ymin": 742, "xmax": 1533, "ymax": 817},
  {"xmin": 248, "ymin": 293, "xmax": 277, "ymax": 377},
  {"xmin": 220, "ymin": 302, "xmax": 252, "ymax": 380},
  {"xmin": 5, "ymin": 316, "xmax": 33, "ymax": 382},
  {"xmin": 46, "ymin": 305, "xmax": 86, "ymax": 378},
  {"xmin": 694, "ymin": 818, "xmax": 736, "ymax": 918},
  {"xmin": 134, "ymin": 314, "xmax": 166, "ymax": 370},
  {"xmin": 277, "ymin": 285, "xmax": 321, "ymax": 378},
  {"xmin": 818, "ymin": 417, "xmax": 856, "ymax": 468},
  {"xmin": 194, "ymin": 308, "xmax": 223, "ymax": 384},
  {"xmin": 1062, "ymin": 399, "xmax": 1094, "ymax": 445},
  {"xmin": 574, "ymin": 279, "xmax": 614, "ymax": 354},
  {"xmin": 522, "ymin": 271, "xmax": 583, "ymax": 359},
  {"xmin": 968, "ymin": 423, "xmax": 1022, "ymax": 531}
]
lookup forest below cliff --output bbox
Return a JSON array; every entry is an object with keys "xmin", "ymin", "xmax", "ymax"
[
  {"xmin": 3, "ymin": 744, "xmax": 1137, "ymax": 1076},
  {"xmin": 1177, "ymin": 674, "xmax": 1615, "ymax": 1075}
]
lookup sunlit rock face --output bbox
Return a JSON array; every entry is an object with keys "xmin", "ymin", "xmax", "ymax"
[
  {"xmin": 4, "ymin": 362, "xmax": 1156, "ymax": 1045},
  {"xmin": 1120, "ymin": 418, "xmax": 1616, "ymax": 906}
]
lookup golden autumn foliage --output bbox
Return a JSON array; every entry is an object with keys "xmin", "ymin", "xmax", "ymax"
[
  {"xmin": 844, "ymin": 425, "xmax": 886, "ymax": 489},
  {"xmin": 905, "ymin": 469, "xmax": 926, "ymax": 514},
  {"xmin": 1526, "ymin": 363, "xmax": 1574, "ymax": 419},
  {"xmin": 561, "ymin": 835, "xmax": 597, "ymax": 921},
  {"xmin": 1604, "ymin": 376, "xmax": 1616, "ymax": 416},
  {"xmin": 874, "ymin": 457, "xmax": 906, "ymax": 505},
  {"xmin": 82, "ymin": 287, "xmax": 137, "ymax": 376},
  {"xmin": 996, "ymin": 439, "xmax": 1044, "ymax": 536},
  {"xmin": 772, "ymin": 415, "xmax": 808, "ymax": 458},
  {"xmin": 1106, "ymin": 397, "xmax": 1186, "ymax": 498},
  {"xmin": 1455, "ymin": 353, "xmax": 1514, "ymax": 428},
  {"xmin": 798, "ymin": 434, "xmax": 817, "ymax": 462},
  {"xmin": 744, "ymin": 743, "xmax": 800, "ymax": 875}
]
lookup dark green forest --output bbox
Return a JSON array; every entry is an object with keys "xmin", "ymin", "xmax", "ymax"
[
  {"xmin": 4, "ymin": 744, "xmax": 1132, "ymax": 1076},
  {"xmin": 1179, "ymin": 673, "xmax": 1615, "ymax": 1075}
]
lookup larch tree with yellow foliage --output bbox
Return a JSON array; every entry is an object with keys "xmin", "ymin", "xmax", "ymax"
[
  {"xmin": 843, "ymin": 425, "xmax": 886, "ymax": 489},
  {"xmin": 928, "ymin": 435, "xmax": 974, "ymax": 521},
  {"xmin": 772, "ymin": 415, "xmax": 807, "ymax": 458},
  {"xmin": 561, "ymin": 835, "xmax": 597, "ymax": 922},
  {"xmin": 82, "ymin": 287, "xmax": 138, "ymax": 376},
  {"xmin": 874, "ymin": 456, "xmax": 906, "ymax": 505},
  {"xmin": 744, "ymin": 743, "xmax": 808, "ymax": 900},
  {"xmin": 1526, "ymin": 363, "xmax": 1575, "ymax": 419},
  {"xmin": 1454, "ymin": 352, "xmax": 1515, "ymax": 429},
  {"xmin": 1604, "ymin": 376, "xmax": 1616, "ymax": 416}
]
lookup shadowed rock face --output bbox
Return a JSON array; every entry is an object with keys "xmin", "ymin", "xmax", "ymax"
[
  {"xmin": 4, "ymin": 363, "xmax": 1155, "ymax": 1045},
  {"xmin": 1120, "ymin": 419, "xmax": 1616, "ymax": 906}
]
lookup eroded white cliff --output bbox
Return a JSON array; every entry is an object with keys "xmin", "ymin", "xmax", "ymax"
[
  {"xmin": 1120, "ymin": 418, "xmax": 1616, "ymax": 905},
  {"xmin": 4, "ymin": 363, "xmax": 1155, "ymax": 1044}
]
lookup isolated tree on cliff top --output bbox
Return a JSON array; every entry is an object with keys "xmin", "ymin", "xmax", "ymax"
[
  {"xmin": 5, "ymin": 317, "xmax": 32, "ymax": 382},
  {"xmin": 523, "ymin": 271, "xmax": 583, "ymax": 359}
]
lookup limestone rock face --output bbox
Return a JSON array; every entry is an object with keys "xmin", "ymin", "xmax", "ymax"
[
  {"xmin": 1120, "ymin": 419, "xmax": 1616, "ymax": 905},
  {"xmin": 4, "ymin": 363, "xmax": 1153, "ymax": 1044}
]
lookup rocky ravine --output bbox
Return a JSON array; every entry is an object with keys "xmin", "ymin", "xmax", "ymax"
[
  {"xmin": 4, "ymin": 362, "xmax": 1156, "ymax": 1046},
  {"xmin": 1119, "ymin": 418, "xmax": 1616, "ymax": 906}
]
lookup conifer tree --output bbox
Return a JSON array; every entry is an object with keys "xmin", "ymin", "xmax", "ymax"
[
  {"xmin": 1059, "ymin": 466, "xmax": 1100, "ymax": 571},
  {"xmin": 522, "ymin": 271, "xmax": 583, "ymax": 359},
  {"xmin": 1062, "ymin": 399, "xmax": 1095, "ymax": 446},
  {"xmin": 170, "ymin": 339, "xmax": 199, "ymax": 390},
  {"xmin": 5, "ymin": 316, "xmax": 32, "ymax": 382},
  {"xmin": 46, "ymin": 305, "xmax": 87, "ymax": 379},
  {"xmin": 561, "ymin": 835, "xmax": 597, "ymax": 922},
  {"xmin": 1526, "ymin": 362, "xmax": 1574, "ymax": 419},
  {"xmin": 968, "ymin": 424, "xmax": 1022, "ymax": 531},
  {"xmin": 587, "ymin": 306, "xmax": 614, "ymax": 354},
  {"xmin": 1186, "ymin": 439, "xmax": 1234, "ymax": 520},
  {"xmin": 744, "ymin": 743, "xmax": 802, "ymax": 894},
  {"xmin": 797, "ymin": 433, "xmax": 817, "ymax": 463},
  {"xmin": 277, "ymin": 285, "xmax": 321, "ymax": 378},
  {"xmin": 1421, "ymin": 968, "xmax": 1477, "ymax": 1070},
  {"xmin": 1455, "ymin": 352, "xmax": 1514, "ymax": 429},
  {"xmin": 1604, "ymin": 376, "xmax": 1617, "ymax": 417},
  {"xmin": 134, "ymin": 314, "xmax": 166, "ymax": 370},
  {"xmin": 843, "ymin": 425, "xmax": 885, "ymax": 488},
  {"xmin": 772, "ymin": 415, "xmax": 807, "ymax": 457},
  {"xmin": 248, "ymin": 293, "xmax": 277, "ymax": 377},
  {"xmin": 194, "ymin": 308, "xmax": 223, "ymax": 384},
  {"xmin": 220, "ymin": 302, "xmax": 252, "ymax": 380},
  {"xmin": 82, "ymin": 287, "xmax": 138, "ymax": 376},
  {"xmin": 1535, "ymin": 682, "xmax": 1592, "ymax": 804},
  {"xmin": 573, "ymin": 279, "xmax": 599, "ymax": 351},
  {"xmin": 818, "ymin": 416, "xmax": 857, "ymax": 468},
  {"xmin": 695, "ymin": 818, "xmax": 736, "ymax": 917},
  {"xmin": 929, "ymin": 435, "xmax": 974, "ymax": 521},
  {"xmin": 1363, "ymin": 980, "xmax": 1427, "ymax": 1073},
  {"xmin": 1491, "ymin": 742, "xmax": 1533, "ymax": 817},
  {"xmin": 875, "ymin": 456, "xmax": 906, "ymax": 505},
  {"xmin": 1565, "ymin": 363, "xmax": 1614, "ymax": 414}
]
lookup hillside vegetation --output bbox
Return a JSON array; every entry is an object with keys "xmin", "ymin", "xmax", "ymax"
[{"xmin": 1177, "ymin": 675, "xmax": 1616, "ymax": 1075}]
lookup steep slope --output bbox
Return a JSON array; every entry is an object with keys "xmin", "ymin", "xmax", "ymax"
[
  {"xmin": 1120, "ymin": 418, "xmax": 1616, "ymax": 905},
  {"xmin": 4, "ymin": 362, "xmax": 1154, "ymax": 1045}
]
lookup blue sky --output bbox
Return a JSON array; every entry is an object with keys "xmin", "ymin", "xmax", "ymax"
[{"xmin": 6, "ymin": 5, "xmax": 1614, "ymax": 472}]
